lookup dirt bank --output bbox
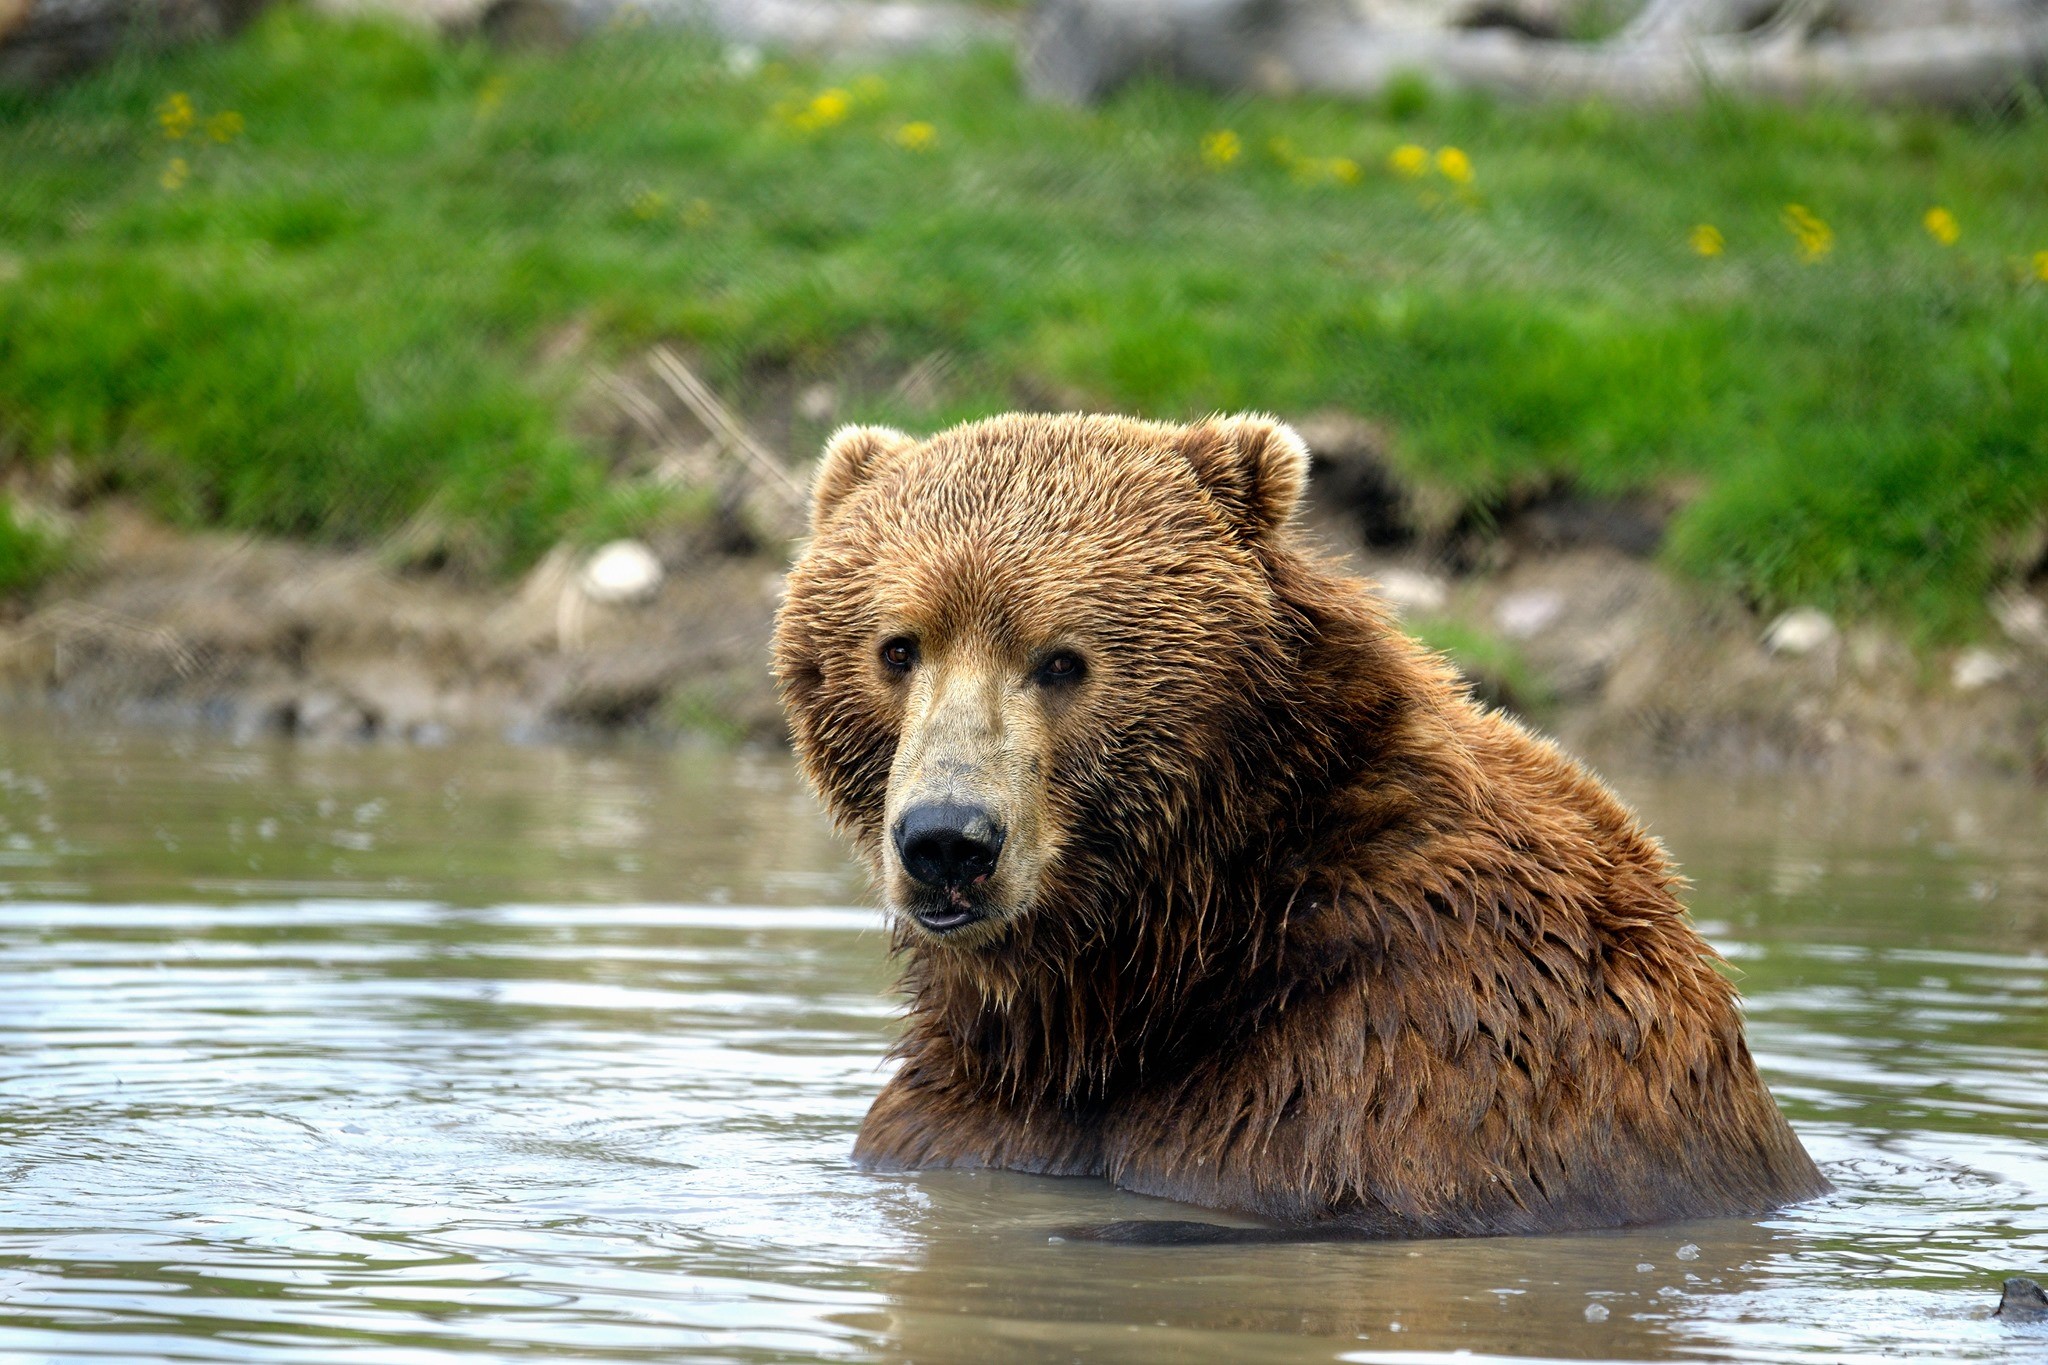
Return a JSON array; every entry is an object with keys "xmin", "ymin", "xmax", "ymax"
[
  {"xmin": 4, "ymin": 454, "xmax": 2046, "ymax": 779},
  {"xmin": 0, "ymin": 507, "xmax": 787, "ymax": 744},
  {"xmin": 1356, "ymin": 537, "xmax": 2048, "ymax": 782}
]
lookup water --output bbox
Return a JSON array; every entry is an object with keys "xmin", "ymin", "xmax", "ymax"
[{"xmin": 1, "ymin": 721, "xmax": 2044, "ymax": 1363}]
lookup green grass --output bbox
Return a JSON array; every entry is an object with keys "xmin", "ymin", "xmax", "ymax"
[
  {"xmin": 1, "ymin": 7, "xmax": 2045, "ymax": 632},
  {"xmin": 1410, "ymin": 616, "xmax": 1553, "ymax": 716},
  {"xmin": 0, "ymin": 495, "xmax": 67, "ymax": 595}
]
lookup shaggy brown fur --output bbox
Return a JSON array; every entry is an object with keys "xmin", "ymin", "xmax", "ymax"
[{"xmin": 773, "ymin": 412, "xmax": 1828, "ymax": 1238}]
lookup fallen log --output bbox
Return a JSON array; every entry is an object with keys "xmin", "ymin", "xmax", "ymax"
[
  {"xmin": 1277, "ymin": 17, "xmax": 2048, "ymax": 106},
  {"xmin": 474, "ymin": 0, "xmax": 1012, "ymax": 55},
  {"xmin": 1023, "ymin": 0, "xmax": 2048, "ymax": 107}
]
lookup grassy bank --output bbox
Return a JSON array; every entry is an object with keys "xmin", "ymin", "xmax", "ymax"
[{"xmin": 2, "ymin": 8, "xmax": 2045, "ymax": 632}]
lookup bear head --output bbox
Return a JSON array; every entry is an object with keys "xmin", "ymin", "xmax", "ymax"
[{"xmin": 773, "ymin": 412, "xmax": 1324, "ymax": 951}]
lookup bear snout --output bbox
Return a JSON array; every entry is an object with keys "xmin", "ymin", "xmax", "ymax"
[{"xmin": 892, "ymin": 801, "xmax": 1006, "ymax": 895}]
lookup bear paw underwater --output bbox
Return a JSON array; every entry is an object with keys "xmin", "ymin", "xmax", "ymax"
[{"xmin": 772, "ymin": 412, "xmax": 1829, "ymax": 1240}]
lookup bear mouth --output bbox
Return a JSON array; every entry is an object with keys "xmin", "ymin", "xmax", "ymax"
[{"xmin": 908, "ymin": 890, "xmax": 988, "ymax": 935}]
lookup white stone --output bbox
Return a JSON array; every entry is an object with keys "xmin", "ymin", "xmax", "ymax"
[
  {"xmin": 796, "ymin": 383, "xmax": 839, "ymax": 424},
  {"xmin": 1951, "ymin": 647, "xmax": 2015, "ymax": 692},
  {"xmin": 1763, "ymin": 608, "xmax": 1836, "ymax": 657},
  {"xmin": 1993, "ymin": 592, "xmax": 2048, "ymax": 649},
  {"xmin": 1373, "ymin": 567, "xmax": 1448, "ymax": 616},
  {"xmin": 1496, "ymin": 589, "xmax": 1564, "ymax": 640},
  {"xmin": 579, "ymin": 540, "xmax": 664, "ymax": 605}
]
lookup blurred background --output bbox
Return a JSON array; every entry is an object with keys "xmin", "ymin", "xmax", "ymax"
[
  {"xmin": 2, "ymin": 8, "xmax": 2047, "ymax": 1363},
  {"xmin": 1, "ymin": 0, "xmax": 2045, "ymax": 774}
]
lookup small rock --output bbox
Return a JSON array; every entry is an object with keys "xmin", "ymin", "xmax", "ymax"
[
  {"xmin": 1763, "ymin": 608, "xmax": 1836, "ymax": 657},
  {"xmin": 1496, "ymin": 590, "xmax": 1564, "ymax": 640},
  {"xmin": 1293, "ymin": 409, "xmax": 1388, "ymax": 464},
  {"xmin": 579, "ymin": 540, "xmax": 663, "ymax": 605},
  {"xmin": 1676, "ymin": 1243, "xmax": 1700, "ymax": 1261},
  {"xmin": 796, "ymin": 382, "xmax": 839, "ymax": 425},
  {"xmin": 1514, "ymin": 488, "xmax": 1669, "ymax": 558},
  {"xmin": 290, "ymin": 690, "xmax": 347, "ymax": 736},
  {"xmin": 1996, "ymin": 1276, "xmax": 2048, "ymax": 1319},
  {"xmin": 1583, "ymin": 1302, "xmax": 1609, "ymax": 1322},
  {"xmin": 1952, "ymin": 647, "xmax": 2015, "ymax": 693},
  {"xmin": 1297, "ymin": 410, "xmax": 1410, "ymax": 547},
  {"xmin": 1374, "ymin": 567, "xmax": 1448, "ymax": 616},
  {"xmin": 1993, "ymin": 592, "xmax": 2048, "ymax": 649},
  {"xmin": 1845, "ymin": 627, "xmax": 1899, "ymax": 678}
]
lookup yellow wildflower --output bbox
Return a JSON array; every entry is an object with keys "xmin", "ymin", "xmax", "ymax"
[
  {"xmin": 894, "ymin": 121, "xmax": 937, "ymax": 152},
  {"xmin": 629, "ymin": 188, "xmax": 668, "ymax": 221},
  {"xmin": 1689, "ymin": 224, "xmax": 1724, "ymax": 257},
  {"xmin": 1782, "ymin": 204, "xmax": 1833, "ymax": 263},
  {"xmin": 158, "ymin": 92, "xmax": 194, "ymax": 140},
  {"xmin": 1923, "ymin": 206, "xmax": 1959, "ymax": 246},
  {"xmin": 1389, "ymin": 143, "xmax": 1428, "ymax": 178},
  {"xmin": 2034, "ymin": 250, "xmax": 2048, "ymax": 283},
  {"xmin": 810, "ymin": 89, "xmax": 849, "ymax": 124},
  {"xmin": 1291, "ymin": 155, "xmax": 1360, "ymax": 186},
  {"xmin": 783, "ymin": 88, "xmax": 851, "ymax": 133},
  {"xmin": 476, "ymin": 76, "xmax": 508, "ymax": 116},
  {"xmin": 1435, "ymin": 146, "xmax": 1473, "ymax": 184},
  {"xmin": 205, "ymin": 110, "xmax": 244, "ymax": 143},
  {"xmin": 159, "ymin": 156, "xmax": 189, "ymax": 191},
  {"xmin": 1200, "ymin": 129, "xmax": 1241, "ymax": 168}
]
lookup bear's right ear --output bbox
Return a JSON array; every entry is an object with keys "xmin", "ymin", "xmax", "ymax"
[{"xmin": 809, "ymin": 425, "xmax": 915, "ymax": 534}]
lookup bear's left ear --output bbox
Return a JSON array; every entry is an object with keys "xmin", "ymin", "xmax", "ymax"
[{"xmin": 1176, "ymin": 413, "xmax": 1311, "ymax": 544}]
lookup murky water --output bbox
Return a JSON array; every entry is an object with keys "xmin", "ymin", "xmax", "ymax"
[{"xmin": 1, "ymin": 721, "xmax": 2044, "ymax": 1363}]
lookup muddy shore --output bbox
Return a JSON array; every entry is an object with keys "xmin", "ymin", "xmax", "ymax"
[
  {"xmin": 0, "ymin": 507, "xmax": 787, "ymax": 745},
  {"xmin": 5, "ymin": 455, "xmax": 2046, "ymax": 782}
]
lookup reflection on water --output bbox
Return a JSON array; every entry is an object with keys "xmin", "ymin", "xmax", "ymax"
[{"xmin": 0, "ymin": 722, "xmax": 2044, "ymax": 1363}]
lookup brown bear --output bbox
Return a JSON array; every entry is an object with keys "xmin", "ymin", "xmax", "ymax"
[{"xmin": 772, "ymin": 411, "xmax": 1828, "ymax": 1240}]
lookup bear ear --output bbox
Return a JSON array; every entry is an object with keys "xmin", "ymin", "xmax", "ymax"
[
  {"xmin": 809, "ymin": 424, "xmax": 915, "ymax": 534},
  {"xmin": 1176, "ymin": 413, "xmax": 1311, "ymax": 544}
]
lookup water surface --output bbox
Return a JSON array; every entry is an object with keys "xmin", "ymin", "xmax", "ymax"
[{"xmin": 2, "ymin": 722, "xmax": 2044, "ymax": 1362}]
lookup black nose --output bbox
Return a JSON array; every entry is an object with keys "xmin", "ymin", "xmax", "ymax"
[{"xmin": 893, "ymin": 802, "xmax": 1005, "ymax": 891}]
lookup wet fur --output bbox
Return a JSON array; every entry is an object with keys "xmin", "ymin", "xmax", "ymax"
[{"xmin": 774, "ymin": 413, "xmax": 1829, "ymax": 1238}]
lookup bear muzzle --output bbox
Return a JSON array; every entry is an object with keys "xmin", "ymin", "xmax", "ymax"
[{"xmin": 892, "ymin": 801, "xmax": 1006, "ymax": 932}]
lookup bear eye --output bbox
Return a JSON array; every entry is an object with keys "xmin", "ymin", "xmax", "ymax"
[
  {"xmin": 879, "ymin": 637, "xmax": 917, "ymax": 674},
  {"xmin": 1034, "ymin": 651, "xmax": 1086, "ymax": 687}
]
